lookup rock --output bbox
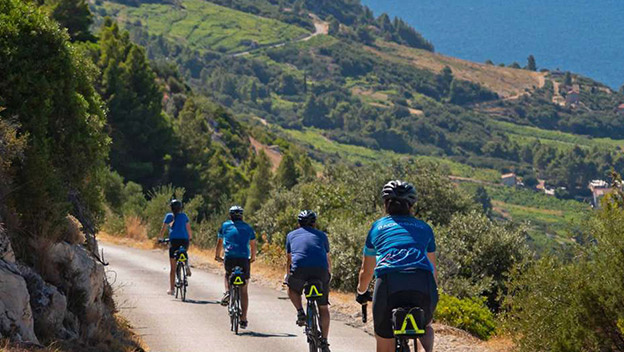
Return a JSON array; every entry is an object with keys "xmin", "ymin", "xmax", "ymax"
[
  {"xmin": 0, "ymin": 260, "xmax": 38, "ymax": 344},
  {"xmin": 0, "ymin": 223, "xmax": 15, "ymax": 263},
  {"xmin": 44, "ymin": 242, "xmax": 113, "ymax": 340},
  {"xmin": 18, "ymin": 264, "xmax": 78, "ymax": 342}
]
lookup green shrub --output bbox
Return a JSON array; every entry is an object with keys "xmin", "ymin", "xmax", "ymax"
[
  {"xmin": 435, "ymin": 293, "xmax": 497, "ymax": 340},
  {"xmin": 144, "ymin": 185, "xmax": 204, "ymax": 238}
]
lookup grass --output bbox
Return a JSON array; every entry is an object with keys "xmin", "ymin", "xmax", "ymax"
[
  {"xmin": 492, "ymin": 120, "xmax": 624, "ymax": 151},
  {"xmin": 282, "ymin": 127, "xmax": 501, "ymax": 182},
  {"xmin": 369, "ymin": 41, "xmax": 545, "ymax": 98},
  {"xmin": 94, "ymin": 0, "xmax": 309, "ymax": 53}
]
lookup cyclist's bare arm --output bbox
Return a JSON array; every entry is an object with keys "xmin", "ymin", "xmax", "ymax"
[
  {"xmin": 250, "ymin": 239, "xmax": 257, "ymax": 263},
  {"xmin": 357, "ymin": 255, "xmax": 375, "ymax": 294},
  {"xmin": 286, "ymin": 253, "xmax": 292, "ymax": 273},
  {"xmin": 186, "ymin": 222, "xmax": 193, "ymax": 241},
  {"xmin": 327, "ymin": 255, "xmax": 332, "ymax": 274},
  {"xmin": 158, "ymin": 223, "xmax": 168, "ymax": 239},
  {"xmin": 215, "ymin": 238, "xmax": 224, "ymax": 261},
  {"xmin": 427, "ymin": 252, "xmax": 438, "ymax": 285}
]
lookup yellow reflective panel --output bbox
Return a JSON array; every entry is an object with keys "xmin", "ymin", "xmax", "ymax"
[
  {"xmin": 233, "ymin": 276, "xmax": 245, "ymax": 285},
  {"xmin": 305, "ymin": 285, "xmax": 323, "ymax": 298},
  {"xmin": 178, "ymin": 253, "xmax": 187, "ymax": 262},
  {"xmin": 393, "ymin": 313, "xmax": 425, "ymax": 335}
]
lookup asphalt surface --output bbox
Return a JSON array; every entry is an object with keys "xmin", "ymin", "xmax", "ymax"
[{"xmin": 102, "ymin": 243, "xmax": 376, "ymax": 352}]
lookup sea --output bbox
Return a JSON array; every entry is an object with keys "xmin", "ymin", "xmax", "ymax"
[{"xmin": 361, "ymin": 0, "xmax": 624, "ymax": 89}]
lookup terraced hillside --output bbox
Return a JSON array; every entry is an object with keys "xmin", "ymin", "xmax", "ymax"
[{"xmin": 93, "ymin": 0, "xmax": 310, "ymax": 53}]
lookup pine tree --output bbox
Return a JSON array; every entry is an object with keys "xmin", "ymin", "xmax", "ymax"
[
  {"xmin": 275, "ymin": 153, "xmax": 299, "ymax": 189},
  {"xmin": 526, "ymin": 55, "xmax": 537, "ymax": 71},
  {"xmin": 473, "ymin": 186, "xmax": 492, "ymax": 215},
  {"xmin": 564, "ymin": 71, "xmax": 573, "ymax": 86},
  {"xmin": 97, "ymin": 21, "xmax": 174, "ymax": 189},
  {"xmin": 245, "ymin": 151, "xmax": 273, "ymax": 213},
  {"xmin": 44, "ymin": 0, "xmax": 94, "ymax": 42},
  {"xmin": 327, "ymin": 15, "xmax": 340, "ymax": 36}
]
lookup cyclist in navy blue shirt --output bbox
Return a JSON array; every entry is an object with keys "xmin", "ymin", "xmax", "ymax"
[
  {"xmin": 158, "ymin": 199, "xmax": 193, "ymax": 295},
  {"xmin": 356, "ymin": 180, "xmax": 438, "ymax": 352},
  {"xmin": 285, "ymin": 210, "xmax": 332, "ymax": 352},
  {"xmin": 215, "ymin": 205, "xmax": 256, "ymax": 329}
]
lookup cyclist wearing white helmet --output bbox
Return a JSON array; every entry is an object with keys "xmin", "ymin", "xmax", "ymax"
[
  {"xmin": 356, "ymin": 180, "xmax": 438, "ymax": 352},
  {"xmin": 215, "ymin": 205, "xmax": 256, "ymax": 329}
]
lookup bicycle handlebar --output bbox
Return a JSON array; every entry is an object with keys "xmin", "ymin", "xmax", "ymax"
[{"xmin": 158, "ymin": 238, "xmax": 170, "ymax": 244}]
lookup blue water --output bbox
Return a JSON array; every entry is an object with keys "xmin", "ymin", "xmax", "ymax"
[{"xmin": 361, "ymin": 0, "xmax": 624, "ymax": 89}]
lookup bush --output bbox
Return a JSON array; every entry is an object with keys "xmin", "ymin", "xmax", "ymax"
[{"xmin": 435, "ymin": 293, "xmax": 497, "ymax": 340}]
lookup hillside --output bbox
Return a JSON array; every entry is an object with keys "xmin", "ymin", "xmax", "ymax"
[{"xmin": 87, "ymin": 0, "xmax": 624, "ymax": 251}]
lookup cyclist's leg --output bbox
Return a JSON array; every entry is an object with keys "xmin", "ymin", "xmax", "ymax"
[
  {"xmin": 240, "ymin": 258, "xmax": 251, "ymax": 321},
  {"xmin": 168, "ymin": 241, "xmax": 179, "ymax": 294},
  {"xmin": 287, "ymin": 268, "xmax": 304, "ymax": 310},
  {"xmin": 318, "ymin": 269, "xmax": 331, "ymax": 339},
  {"xmin": 373, "ymin": 274, "xmax": 395, "ymax": 352}
]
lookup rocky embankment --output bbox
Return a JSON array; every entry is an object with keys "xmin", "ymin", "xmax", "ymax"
[{"xmin": 0, "ymin": 219, "xmax": 115, "ymax": 348}]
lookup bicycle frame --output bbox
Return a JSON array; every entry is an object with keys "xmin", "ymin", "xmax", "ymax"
[
  {"xmin": 305, "ymin": 298, "xmax": 321, "ymax": 351},
  {"xmin": 174, "ymin": 248, "xmax": 188, "ymax": 302},
  {"xmin": 228, "ymin": 266, "xmax": 245, "ymax": 335}
]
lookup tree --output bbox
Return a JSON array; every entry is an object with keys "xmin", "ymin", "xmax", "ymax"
[
  {"xmin": 619, "ymin": 84, "xmax": 624, "ymax": 95},
  {"xmin": 0, "ymin": 0, "xmax": 108, "ymax": 240},
  {"xmin": 44, "ymin": 0, "xmax": 94, "ymax": 42},
  {"xmin": 275, "ymin": 153, "xmax": 299, "ymax": 189},
  {"xmin": 473, "ymin": 186, "xmax": 492, "ymax": 215},
  {"xmin": 526, "ymin": 55, "xmax": 537, "ymax": 71},
  {"xmin": 327, "ymin": 15, "xmax": 340, "ymax": 36},
  {"xmin": 505, "ymin": 184, "xmax": 624, "ymax": 351},
  {"xmin": 356, "ymin": 25, "xmax": 374, "ymax": 45},
  {"xmin": 564, "ymin": 71, "xmax": 573, "ymax": 86},
  {"xmin": 485, "ymin": 59, "xmax": 494, "ymax": 65},
  {"xmin": 96, "ymin": 20, "xmax": 174, "ymax": 189},
  {"xmin": 509, "ymin": 62, "xmax": 521, "ymax": 69},
  {"xmin": 245, "ymin": 151, "xmax": 273, "ymax": 213},
  {"xmin": 437, "ymin": 66, "xmax": 454, "ymax": 96}
]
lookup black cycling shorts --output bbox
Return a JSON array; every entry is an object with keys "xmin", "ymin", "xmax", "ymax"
[
  {"xmin": 287, "ymin": 267, "xmax": 330, "ymax": 306},
  {"xmin": 169, "ymin": 239, "xmax": 189, "ymax": 259},
  {"xmin": 224, "ymin": 257, "xmax": 251, "ymax": 280},
  {"xmin": 372, "ymin": 269, "xmax": 438, "ymax": 339}
]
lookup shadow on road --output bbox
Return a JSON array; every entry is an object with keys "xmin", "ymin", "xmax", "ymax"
[
  {"xmin": 239, "ymin": 331, "xmax": 297, "ymax": 338},
  {"xmin": 179, "ymin": 299, "xmax": 221, "ymax": 305}
]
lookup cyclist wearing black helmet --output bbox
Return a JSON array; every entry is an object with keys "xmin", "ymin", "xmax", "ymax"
[
  {"xmin": 285, "ymin": 210, "xmax": 332, "ymax": 352},
  {"xmin": 158, "ymin": 199, "xmax": 193, "ymax": 295},
  {"xmin": 215, "ymin": 205, "xmax": 256, "ymax": 329},
  {"xmin": 356, "ymin": 180, "xmax": 438, "ymax": 352}
]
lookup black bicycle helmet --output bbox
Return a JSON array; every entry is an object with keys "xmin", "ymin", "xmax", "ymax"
[
  {"xmin": 298, "ymin": 210, "xmax": 317, "ymax": 226},
  {"xmin": 229, "ymin": 205, "xmax": 244, "ymax": 217},
  {"xmin": 381, "ymin": 180, "xmax": 417, "ymax": 206},
  {"xmin": 170, "ymin": 199, "xmax": 183, "ymax": 211}
]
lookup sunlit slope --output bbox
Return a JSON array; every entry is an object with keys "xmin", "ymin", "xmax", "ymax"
[
  {"xmin": 93, "ymin": 0, "xmax": 310, "ymax": 53},
  {"xmin": 367, "ymin": 41, "xmax": 546, "ymax": 98}
]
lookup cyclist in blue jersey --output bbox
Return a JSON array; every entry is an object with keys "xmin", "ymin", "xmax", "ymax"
[
  {"xmin": 158, "ymin": 199, "xmax": 193, "ymax": 295},
  {"xmin": 215, "ymin": 205, "xmax": 257, "ymax": 329},
  {"xmin": 356, "ymin": 180, "xmax": 438, "ymax": 352},
  {"xmin": 285, "ymin": 210, "xmax": 332, "ymax": 352}
]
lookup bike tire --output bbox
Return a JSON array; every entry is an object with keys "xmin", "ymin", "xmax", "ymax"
[
  {"xmin": 396, "ymin": 338, "xmax": 411, "ymax": 352},
  {"xmin": 229, "ymin": 288, "xmax": 235, "ymax": 332},
  {"xmin": 234, "ymin": 288, "xmax": 240, "ymax": 335},
  {"xmin": 181, "ymin": 265, "xmax": 187, "ymax": 302},
  {"xmin": 307, "ymin": 303, "xmax": 320, "ymax": 352}
]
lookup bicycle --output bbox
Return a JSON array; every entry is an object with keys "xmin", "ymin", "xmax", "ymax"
[
  {"xmin": 303, "ymin": 280, "xmax": 324, "ymax": 352},
  {"xmin": 158, "ymin": 238, "xmax": 189, "ymax": 302},
  {"xmin": 361, "ymin": 295, "xmax": 426, "ymax": 352},
  {"xmin": 227, "ymin": 266, "xmax": 245, "ymax": 335}
]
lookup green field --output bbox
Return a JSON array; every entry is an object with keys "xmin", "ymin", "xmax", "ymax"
[
  {"xmin": 493, "ymin": 120, "xmax": 624, "ymax": 151},
  {"xmin": 282, "ymin": 127, "xmax": 501, "ymax": 182},
  {"xmin": 93, "ymin": 0, "xmax": 309, "ymax": 53}
]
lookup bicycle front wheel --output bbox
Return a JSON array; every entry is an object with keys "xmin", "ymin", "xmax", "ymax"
[
  {"xmin": 234, "ymin": 288, "xmax": 240, "ymax": 335},
  {"xmin": 175, "ymin": 263, "xmax": 182, "ymax": 299}
]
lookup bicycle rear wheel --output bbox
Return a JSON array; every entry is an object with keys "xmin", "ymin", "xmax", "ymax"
[
  {"xmin": 180, "ymin": 264, "xmax": 187, "ymax": 302},
  {"xmin": 395, "ymin": 338, "xmax": 411, "ymax": 352},
  {"xmin": 175, "ymin": 263, "xmax": 182, "ymax": 299},
  {"xmin": 233, "ymin": 288, "xmax": 240, "ymax": 335},
  {"xmin": 307, "ymin": 302, "xmax": 320, "ymax": 352}
]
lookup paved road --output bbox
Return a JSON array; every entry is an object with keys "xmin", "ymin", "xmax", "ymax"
[{"xmin": 102, "ymin": 243, "xmax": 375, "ymax": 352}]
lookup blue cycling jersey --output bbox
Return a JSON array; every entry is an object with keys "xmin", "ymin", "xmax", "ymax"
[
  {"xmin": 364, "ymin": 215, "xmax": 436, "ymax": 276},
  {"xmin": 218, "ymin": 220, "xmax": 256, "ymax": 259},
  {"xmin": 286, "ymin": 227, "xmax": 330, "ymax": 270},
  {"xmin": 163, "ymin": 213, "xmax": 190, "ymax": 240}
]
